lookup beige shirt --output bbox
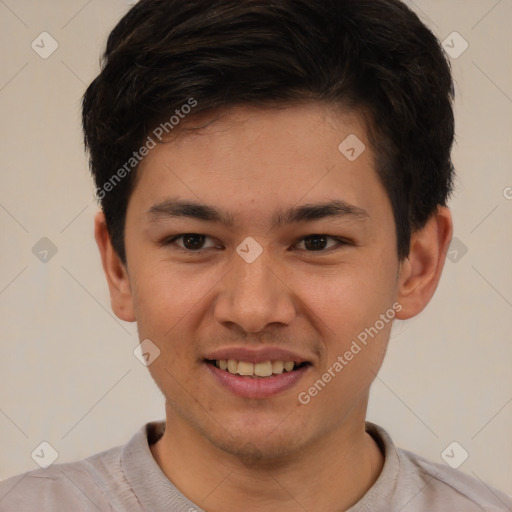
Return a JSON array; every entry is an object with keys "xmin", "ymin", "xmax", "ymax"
[{"xmin": 1, "ymin": 421, "xmax": 510, "ymax": 511}]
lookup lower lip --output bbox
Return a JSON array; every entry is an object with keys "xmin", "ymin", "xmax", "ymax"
[{"xmin": 205, "ymin": 362, "xmax": 310, "ymax": 399}]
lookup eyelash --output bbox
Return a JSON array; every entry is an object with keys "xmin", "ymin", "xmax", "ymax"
[{"xmin": 160, "ymin": 233, "xmax": 351, "ymax": 254}]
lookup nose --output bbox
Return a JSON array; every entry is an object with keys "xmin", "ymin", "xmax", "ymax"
[{"xmin": 213, "ymin": 249, "xmax": 296, "ymax": 334}]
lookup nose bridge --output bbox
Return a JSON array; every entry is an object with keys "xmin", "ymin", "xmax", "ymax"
[
  {"xmin": 214, "ymin": 246, "xmax": 295, "ymax": 333},
  {"xmin": 235, "ymin": 250, "xmax": 274, "ymax": 300}
]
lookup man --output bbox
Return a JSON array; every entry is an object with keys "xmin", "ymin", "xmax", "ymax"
[{"xmin": 1, "ymin": 0, "xmax": 510, "ymax": 510}]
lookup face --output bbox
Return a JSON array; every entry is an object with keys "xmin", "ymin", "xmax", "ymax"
[{"xmin": 120, "ymin": 104, "xmax": 404, "ymax": 459}]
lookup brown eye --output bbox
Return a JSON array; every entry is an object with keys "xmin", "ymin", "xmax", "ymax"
[
  {"xmin": 162, "ymin": 233, "xmax": 217, "ymax": 252},
  {"xmin": 181, "ymin": 234, "xmax": 206, "ymax": 250},
  {"xmin": 303, "ymin": 235, "xmax": 329, "ymax": 251},
  {"xmin": 297, "ymin": 235, "xmax": 345, "ymax": 252}
]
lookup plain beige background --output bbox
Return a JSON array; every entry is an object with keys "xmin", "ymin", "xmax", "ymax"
[{"xmin": 1, "ymin": 0, "xmax": 511, "ymax": 497}]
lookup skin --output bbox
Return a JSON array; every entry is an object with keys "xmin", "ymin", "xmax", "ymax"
[{"xmin": 95, "ymin": 103, "xmax": 453, "ymax": 512}]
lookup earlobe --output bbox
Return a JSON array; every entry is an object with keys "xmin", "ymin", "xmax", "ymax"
[
  {"xmin": 395, "ymin": 206, "xmax": 453, "ymax": 320},
  {"xmin": 94, "ymin": 211, "xmax": 136, "ymax": 322}
]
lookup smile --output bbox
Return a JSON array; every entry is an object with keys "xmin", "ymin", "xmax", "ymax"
[
  {"xmin": 205, "ymin": 358, "xmax": 311, "ymax": 398},
  {"xmin": 207, "ymin": 359, "xmax": 309, "ymax": 378}
]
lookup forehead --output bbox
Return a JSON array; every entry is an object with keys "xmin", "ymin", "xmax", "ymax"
[{"xmin": 129, "ymin": 103, "xmax": 389, "ymax": 227}]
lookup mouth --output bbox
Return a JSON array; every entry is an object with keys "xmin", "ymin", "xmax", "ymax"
[
  {"xmin": 204, "ymin": 357, "xmax": 312, "ymax": 398},
  {"xmin": 205, "ymin": 359, "xmax": 311, "ymax": 378}
]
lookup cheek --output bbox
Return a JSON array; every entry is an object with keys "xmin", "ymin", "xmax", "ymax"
[
  {"xmin": 297, "ymin": 260, "xmax": 398, "ymax": 399},
  {"xmin": 299, "ymin": 268, "xmax": 396, "ymax": 409},
  {"xmin": 299, "ymin": 261, "xmax": 397, "ymax": 337},
  {"xmin": 129, "ymin": 264, "xmax": 213, "ymax": 396},
  {"xmin": 130, "ymin": 261, "xmax": 219, "ymax": 345}
]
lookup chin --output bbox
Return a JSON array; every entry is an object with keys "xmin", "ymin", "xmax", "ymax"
[
  {"xmin": 215, "ymin": 435, "xmax": 303, "ymax": 466},
  {"xmin": 203, "ymin": 417, "xmax": 312, "ymax": 465}
]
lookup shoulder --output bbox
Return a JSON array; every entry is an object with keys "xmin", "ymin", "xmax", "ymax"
[
  {"xmin": 396, "ymin": 446, "xmax": 512, "ymax": 511},
  {"xmin": 364, "ymin": 422, "xmax": 512, "ymax": 512},
  {"xmin": 0, "ymin": 442, "xmax": 129, "ymax": 512}
]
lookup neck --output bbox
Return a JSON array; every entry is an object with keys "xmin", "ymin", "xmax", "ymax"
[{"xmin": 150, "ymin": 404, "xmax": 384, "ymax": 512}]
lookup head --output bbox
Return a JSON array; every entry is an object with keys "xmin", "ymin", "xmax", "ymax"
[{"xmin": 84, "ymin": 0, "xmax": 454, "ymax": 460}]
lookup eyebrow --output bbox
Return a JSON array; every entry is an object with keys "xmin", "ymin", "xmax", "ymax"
[{"xmin": 146, "ymin": 198, "xmax": 369, "ymax": 229}]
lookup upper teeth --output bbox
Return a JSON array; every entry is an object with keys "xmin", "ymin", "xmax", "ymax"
[{"xmin": 215, "ymin": 359, "xmax": 296, "ymax": 377}]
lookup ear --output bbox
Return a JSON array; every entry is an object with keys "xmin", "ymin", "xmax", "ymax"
[
  {"xmin": 395, "ymin": 206, "xmax": 453, "ymax": 319},
  {"xmin": 94, "ymin": 210, "xmax": 136, "ymax": 322}
]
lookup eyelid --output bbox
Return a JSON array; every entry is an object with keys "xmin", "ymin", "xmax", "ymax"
[
  {"xmin": 292, "ymin": 235, "xmax": 350, "ymax": 253},
  {"xmin": 161, "ymin": 233, "xmax": 351, "ymax": 253},
  {"xmin": 162, "ymin": 233, "xmax": 219, "ymax": 251}
]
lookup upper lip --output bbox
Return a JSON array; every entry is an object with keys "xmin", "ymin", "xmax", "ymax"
[{"xmin": 204, "ymin": 347, "xmax": 311, "ymax": 364}]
